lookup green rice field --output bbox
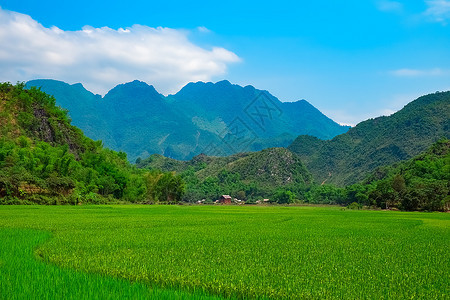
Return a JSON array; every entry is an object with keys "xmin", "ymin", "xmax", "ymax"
[{"xmin": 0, "ymin": 205, "xmax": 449, "ymax": 299}]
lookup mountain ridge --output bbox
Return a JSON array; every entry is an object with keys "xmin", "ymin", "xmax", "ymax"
[
  {"xmin": 288, "ymin": 90, "xmax": 450, "ymax": 186},
  {"xmin": 26, "ymin": 79, "xmax": 350, "ymax": 161}
]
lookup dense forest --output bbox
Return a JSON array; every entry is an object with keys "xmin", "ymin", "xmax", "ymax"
[{"xmin": 0, "ymin": 83, "xmax": 184, "ymax": 204}]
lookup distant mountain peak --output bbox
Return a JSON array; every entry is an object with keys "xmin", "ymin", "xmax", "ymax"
[
  {"xmin": 215, "ymin": 79, "xmax": 232, "ymax": 86},
  {"xmin": 116, "ymin": 80, "xmax": 156, "ymax": 90},
  {"xmin": 178, "ymin": 80, "xmax": 246, "ymax": 95},
  {"xmin": 243, "ymin": 85, "xmax": 256, "ymax": 91},
  {"xmin": 105, "ymin": 80, "xmax": 161, "ymax": 100},
  {"xmin": 71, "ymin": 82, "xmax": 84, "ymax": 88}
]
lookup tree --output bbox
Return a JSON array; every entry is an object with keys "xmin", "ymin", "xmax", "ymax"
[
  {"xmin": 236, "ymin": 190, "xmax": 246, "ymax": 200},
  {"xmin": 273, "ymin": 190, "xmax": 295, "ymax": 204},
  {"xmin": 157, "ymin": 172, "xmax": 186, "ymax": 204}
]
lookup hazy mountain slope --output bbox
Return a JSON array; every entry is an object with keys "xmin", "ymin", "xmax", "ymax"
[
  {"xmin": 100, "ymin": 81, "xmax": 219, "ymax": 160},
  {"xmin": 27, "ymin": 80, "xmax": 221, "ymax": 161},
  {"xmin": 289, "ymin": 91, "xmax": 450, "ymax": 186},
  {"xmin": 27, "ymin": 79, "xmax": 349, "ymax": 161},
  {"xmin": 170, "ymin": 80, "xmax": 349, "ymax": 140}
]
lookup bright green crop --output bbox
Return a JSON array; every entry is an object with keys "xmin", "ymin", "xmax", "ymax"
[{"xmin": 1, "ymin": 205, "xmax": 449, "ymax": 299}]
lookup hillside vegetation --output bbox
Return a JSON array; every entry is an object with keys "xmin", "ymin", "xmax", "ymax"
[
  {"xmin": 139, "ymin": 139, "xmax": 449, "ymax": 210},
  {"xmin": 289, "ymin": 91, "xmax": 450, "ymax": 185},
  {"xmin": 0, "ymin": 83, "xmax": 184, "ymax": 204},
  {"xmin": 363, "ymin": 139, "xmax": 449, "ymax": 211},
  {"xmin": 138, "ymin": 148, "xmax": 312, "ymax": 203},
  {"xmin": 2, "ymin": 82, "xmax": 448, "ymax": 211},
  {"xmin": 304, "ymin": 139, "xmax": 449, "ymax": 211}
]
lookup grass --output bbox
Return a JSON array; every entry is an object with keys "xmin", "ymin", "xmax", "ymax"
[
  {"xmin": 0, "ymin": 205, "xmax": 449, "ymax": 299},
  {"xmin": 0, "ymin": 229, "xmax": 221, "ymax": 300}
]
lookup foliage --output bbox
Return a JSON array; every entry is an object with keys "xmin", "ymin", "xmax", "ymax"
[
  {"xmin": 144, "ymin": 171, "xmax": 185, "ymax": 204},
  {"xmin": 316, "ymin": 139, "xmax": 450, "ymax": 211},
  {"xmin": 139, "ymin": 137, "xmax": 449, "ymax": 211},
  {"xmin": 272, "ymin": 189, "xmax": 295, "ymax": 204},
  {"xmin": 347, "ymin": 202, "xmax": 362, "ymax": 210},
  {"xmin": 363, "ymin": 139, "xmax": 450, "ymax": 211},
  {"xmin": 299, "ymin": 140, "xmax": 449, "ymax": 211}
]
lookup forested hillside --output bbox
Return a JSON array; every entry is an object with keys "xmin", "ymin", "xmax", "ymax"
[
  {"xmin": 304, "ymin": 139, "xmax": 449, "ymax": 211},
  {"xmin": 363, "ymin": 139, "xmax": 449, "ymax": 211},
  {"xmin": 138, "ymin": 148, "xmax": 312, "ymax": 203},
  {"xmin": 0, "ymin": 83, "xmax": 184, "ymax": 204},
  {"xmin": 289, "ymin": 91, "xmax": 450, "ymax": 186},
  {"xmin": 139, "ymin": 139, "xmax": 449, "ymax": 210},
  {"xmin": 26, "ymin": 79, "xmax": 349, "ymax": 161}
]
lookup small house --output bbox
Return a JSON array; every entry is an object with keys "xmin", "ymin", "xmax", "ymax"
[{"xmin": 218, "ymin": 195, "xmax": 232, "ymax": 204}]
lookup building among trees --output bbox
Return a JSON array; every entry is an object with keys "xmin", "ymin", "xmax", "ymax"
[{"xmin": 218, "ymin": 195, "xmax": 232, "ymax": 204}]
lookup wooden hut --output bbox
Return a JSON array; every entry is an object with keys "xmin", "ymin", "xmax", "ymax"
[{"xmin": 218, "ymin": 195, "xmax": 232, "ymax": 204}]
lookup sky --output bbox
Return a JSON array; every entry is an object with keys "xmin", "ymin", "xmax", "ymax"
[{"xmin": 1, "ymin": 0, "xmax": 450, "ymax": 125}]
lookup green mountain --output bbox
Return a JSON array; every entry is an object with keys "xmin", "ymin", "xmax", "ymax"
[
  {"xmin": 288, "ymin": 91, "xmax": 450, "ymax": 186},
  {"xmin": 169, "ymin": 80, "xmax": 348, "ymax": 140},
  {"xmin": 26, "ymin": 79, "xmax": 349, "ymax": 161},
  {"xmin": 0, "ymin": 82, "xmax": 184, "ymax": 204},
  {"xmin": 137, "ymin": 148, "xmax": 312, "ymax": 202}
]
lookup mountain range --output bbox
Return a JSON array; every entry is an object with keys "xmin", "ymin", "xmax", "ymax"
[
  {"xmin": 2, "ymin": 81, "xmax": 449, "ymax": 209},
  {"xmin": 26, "ymin": 79, "xmax": 350, "ymax": 161},
  {"xmin": 140, "ymin": 90, "xmax": 449, "ymax": 188}
]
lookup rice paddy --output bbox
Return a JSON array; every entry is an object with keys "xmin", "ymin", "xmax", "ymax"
[{"xmin": 1, "ymin": 205, "xmax": 449, "ymax": 299}]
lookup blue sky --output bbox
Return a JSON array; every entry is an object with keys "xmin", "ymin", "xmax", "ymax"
[{"xmin": 1, "ymin": 0, "xmax": 450, "ymax": 125}]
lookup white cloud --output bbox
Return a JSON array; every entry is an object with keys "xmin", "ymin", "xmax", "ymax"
[
  {"xmin": 376, "ymin": 1, "xmax": 404, "ymax": 13},
  {"xmin": 0, "ymin": 7, "xmax": 240, "ymax": 95},
  {"xmin": 424, "ymin": 0, "xmax": 450, "ymax": 24},
  {"xmin": 390, "ymin": 68, "xmax": 448, "ymax": 77},
  {"xmin": 197, "ymin": 26, "xmax": 212, "ymax": 33}
]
